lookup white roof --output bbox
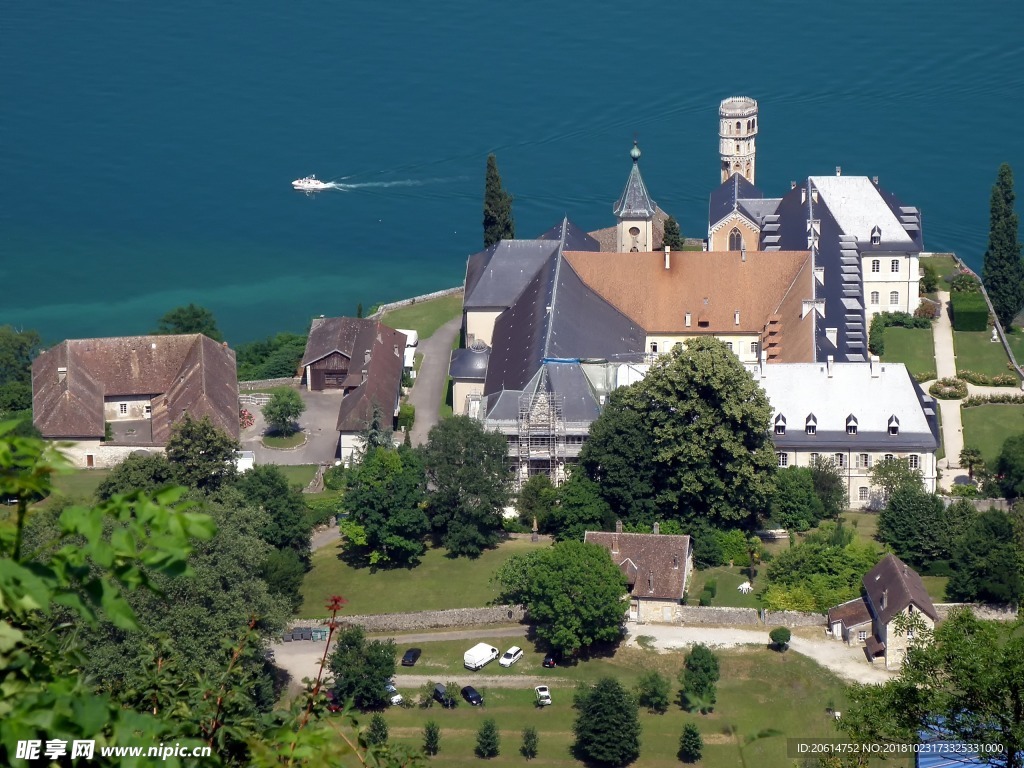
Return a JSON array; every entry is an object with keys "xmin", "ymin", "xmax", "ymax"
[
  {"xmin": 809, "ymin": 176, "xmax": 912, "ymax": 245},
  {"xmin": 749, "ymin": 362, "xmax": 933, "ymax": 436}
]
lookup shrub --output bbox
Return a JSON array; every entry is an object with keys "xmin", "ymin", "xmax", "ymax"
[
  {"xmin": 963, "ymin": 393, "xmax": 1024, "ymax": 408},
  {"xmin": 698, "ymin": 591, "xmax": 712, "ymax": 607},
  {"xmin": 951, "ymin": 291, "xmax": 989, "ymax": 331},
  {"xmin": 869, "ymin": 311, "xmax": 934, "ymax": 356},
  {"xmin": 678, "ymin": 723, "xmax": 703, "ymax": 763},
  {"xmin": 398, "ymin": 402, "xmax": 415, "ymax": 430},
  {"xmin": 423, "ymin": 720, "xmax": 440, "ymax": 754},
  {"xmin": 915, "ymin": 300, "xmax": 940, "ymax": 319},
  {"xmin": 303, "ymin": 494, "xmax": 342, "ymax": 529},
  {"xmin": 920, "ymin": 261, "xmax": 940, "ymax": 293},
  {"xmin": 714, "ymin": 528, "xmax": 750, "ymax": 565},
  {"xmin": 769, "ymin": 626, "xmax": 791, "ymax": 651},
  {"xmin": 366, "ymin": 713, "xmax": 389, "ymax": 746},
  {"xmin": 958, "ymin": 369, "xmax": 1019, "ymax": 387},
  {"xmin": 323, "ymin": 464, "xmax": 347, "ymax": 490},
  {"xmin": 950, "ymin": 483, "xmax": 979, "ymax": 498},
  {"xmin": 929, "ymin": 377, "xmax": 968, "ymax": 400},
  {"xmin": 705, "ymin": 578, "xmax": 718, "ymax": 598},
  {"xmin": 520, "ymin": 726, "xmax": 538, "ymax": 760},
  {"xmin": 635, "ymin": 670, "xmax": 671, "ymax": 714},
  {"xmin": 913, "ymin": 371, "xmax": 937, "ymax": 383},
  {"xmin": 950, "ymin": 272, "xmax": 981, "ymax": 293}
]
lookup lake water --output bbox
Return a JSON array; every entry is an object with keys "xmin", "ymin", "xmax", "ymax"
[{"xmin": 3, "ymin": 1, "xmax": 1023, "ymax": 344}]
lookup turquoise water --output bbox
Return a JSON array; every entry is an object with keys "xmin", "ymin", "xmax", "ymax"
[{"xmin": 3, "ymin": 1, "xmax": 1023, "ymax": 343}]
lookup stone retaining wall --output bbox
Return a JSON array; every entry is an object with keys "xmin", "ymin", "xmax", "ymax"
[
  {"xmin": 371, "ymin": 286, "xmax": 464, "ymax": 319},
  {"xmin": 239, "ymin": 377, "xmax": 301, "ymax": 391},
  {"xmin": 293, "ymin": 605, "xmax": 526, "ymax": 633},
  {"xmin": 674, "ymin": 606, "xmax": 760, "ymax": 625},
  {"xmin": 763, "ymin": 610, "xmax": 826, "ymax": 628},
  {"xmin": 935, "ymin": 603, "xmax": 1018, "ymax": 621}
]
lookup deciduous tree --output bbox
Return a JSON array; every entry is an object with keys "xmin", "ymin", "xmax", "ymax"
[
  {"xmin": 769, "ymin": 627, "xmax": 791, "ymax": 651},
  {"xmin": 419, "ymin": 416, "xmax": 510, "ymax": 557},
  {"xmin": 572, "ymin": 678, "xmax": 641, "ymax": 767},
  {"xmin": 165, "ymin": 414, "xmax": 238, "ymax": 492},
  {"xmin": 236, "ymin": 464, "xmax": 312, "ymax": 555},
  {"xmin": 0, "ymin": 325, "xmax": 40, "ymax": 413},
  {"xmin": 581, "ymin": 338, "xmax": 776, "ymax": 530},
  {"xmin": 521, "ymin": 726, "xmax": 539, "ymax": 759},
  {"xmin": 868, "ymin": 456, "xmax": 922, "ymax": 505},
  {"xmin": 327, "ymin": 626, "xmax": 398, "ymax": 711},
  {"xmin": 235, "ymin": 331, "xmax": 308, "ymax": 381},
  {"xmin": 517, "ymin": 473, "xmax": 557, "ymax": 528},
  {"xmin": 367, "ymin": 713, "xmax": 389, "ymax": 746},
  {"xmin": 95, "ymin": 452, "xmax": 175, "ymax": 500},
  {"xmin": 423, "ymin": 721, "xmax": 440, "ymax": 754},
  {"xmin": 544, "ymin": 470, "xmax": 614, "ymax": 541},
  {"xmin": 947, "ymin": 509, "xmax": 1024, "ymax": 604},
  {"xmin": 998, "ymin": 433, "xmax": 1024, "ymax": 499},
  {"xmin": 877, "ymin": 487, "xmax": 945, "ymax": 567},
  {"xmin": 494, "ymin": 541, "xmax": 627, "ymax": 657},
  {"xmin": 982, "ymin": 163, "xmax": 1024, "ymax": 330},
  {"xmin": 483, "ymin": 153, "xmax": 514, "ymax": 248},
  {"xmin": 679, "ymin": 644, "xmax": 719, "ymax": 714},
  {"xmin": 769, "ymin": 466, "xmax": 824, "ymax": 531},
  {"xmin": 262, "ymin": 388, "xmax": 305, "ymax": 435},
  {"xmin": 154, "ymin": 303, "xmax": 222, "ymax": 341},
  {"xmin": 810, "ymin": 457, "xmax": 847, "ymax": 520},
  {"xmin": 636, "ymin": 670, "xmax": 671, "ymax": 714}
]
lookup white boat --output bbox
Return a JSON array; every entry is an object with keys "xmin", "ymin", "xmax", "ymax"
[{"xmin": 292, "ymin": 174, "xmax": 330, "ymax": 191}]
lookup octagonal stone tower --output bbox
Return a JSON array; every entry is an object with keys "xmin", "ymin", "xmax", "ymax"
[{"xmin": 719, "ymin": 96, "xmax": 758, "ymax": 184}]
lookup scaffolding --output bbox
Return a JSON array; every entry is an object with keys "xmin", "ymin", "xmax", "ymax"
[{"xmin": 516, "ymin": 386, "xmax": 566, "ymax": 489}]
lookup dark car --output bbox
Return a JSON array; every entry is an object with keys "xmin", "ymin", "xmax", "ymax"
[
  {"xmin": 433, "ymin": 683, "xmax": 455, "ymax": 708},
  {"xmin": 401, "ymin": 648, "xmax": 422, "ymax": 667},
  {"xmin": 461, "ymin": 685, "xmax": 483, "ymax": 706},
  {"xmin": 542, "ymin": 653, "xmax": 558, "ymax": 668}
]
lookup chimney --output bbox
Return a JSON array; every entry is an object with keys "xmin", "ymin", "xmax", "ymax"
[
  {"xmin": 222, "ymin": 341, "xmax": 228, "ymax": 348},
  {"xmin": 364, "ymin": 349, "xmax": 371, "ymax": 364},
  {"xmin": 394, "ymin": 344, "xmax": 400, "ymax": 357},
  {"xmin": 870, "ymin": 355, "xmax": 881, "ymax": 377},
  {"xmin": 801, "ymin": 187, "xmax": 806, "ymax": 204},
  {"xmin": 734, "ymin": 310, "xmax": 741, "ymax": 326},
  {"xmin": 684, "ymin": 312, "xmax": 692, "ymax": 328},
  {"xmin": 653, "ymin": 522, "xmax": 660, "ymax": 535},
  {"xmin": 826, "ymin": 355, "xmax": 834, "ymax": 377},
  {"xmin": 836, "ymin": 165, "xmax": 842, "ymax": 176},
  {"xmin": 790, "ymin": 180, "xmax": 797, "ymax": 190},
  {"xmin": 57, "ymin": 366, "xmax": 67, "ymax": 384},
  {"xmin": 872, "ymin": 175, "xmax": 879, "ymax": 185},
  {"xmin": 664, "ymin": 245, "xmax": 671, "ymax": 270}
]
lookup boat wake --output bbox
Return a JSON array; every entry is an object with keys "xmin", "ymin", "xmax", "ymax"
[
  {"xmin": 330, "ymin": 179, "xmax": 431, "ymax": 190},
  {"xmin": 293, "ymin": 174, "xmax": 460, "ymax": 194}
]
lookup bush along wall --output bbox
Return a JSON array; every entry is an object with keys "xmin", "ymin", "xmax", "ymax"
[
  {"xmin": 957, "ymin": 369, "xmax": 1020, "ymax": 387},
  {"xmin": 868, "ymin": 311, "xmax": 933, "ymax": 356},
  {"xmin": 951, "ymin": 292, "xmax": 990, "ymax": 331}
]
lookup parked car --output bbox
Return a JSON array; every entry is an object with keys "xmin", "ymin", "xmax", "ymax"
[
  {"xmin": 499, "ymin": 646, "xmax": 523, "ymax": 668},
  {"xmin": 401, "ymin": 648, "xmax": 422, "ymax": 667},
  {"xmin": 384, "ymin": 682, "xmax": 403, "ymax": 706},
  {"xmin": 535, "ymin": 685, "xmax": 552, "ymax": 706},
  {"xmin": 463, "ymin": 643, "xmax": 500, "ymax": 671},
  {"xmin": 433, "ymin": 683, "xmax": 455, "ymax": 708},
  {"xmin": 542, "ymin": 653, "xmax": 558, "ymax": 668},
  {"xmin": 461, "ymin": 685, "xmax": 483, "ymax": 706}
]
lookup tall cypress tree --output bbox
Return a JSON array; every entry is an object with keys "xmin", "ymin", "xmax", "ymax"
[
  {"xmin": 982, "ymin": 163, "xmax": 1023, "ymax": 330},
  {"xmin": 483, "ymin": 153, "xmax": 514, "ymax": 248}
]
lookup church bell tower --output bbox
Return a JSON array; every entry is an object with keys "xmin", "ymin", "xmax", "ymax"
[
  {"xmin": 614, "ymin": 140, "xmax": 657, "ymax": 252},
  {"xmin": 719, "ymin": 96, "xmax": 758, "ymax": 184}
]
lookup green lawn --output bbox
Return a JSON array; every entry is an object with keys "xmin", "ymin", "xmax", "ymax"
[
  {"xmin": 262, "ymin": 432, "xmax": 306, "ymax": 449},
  {"xmin": 922, "ymin": 254, "xmax": 959, "ymax": 290},
  {"xmin": 382, "ymin": 293, "xmax": 463, "ymax": 340},
  {"xmin": 960, "ymin": 404, "xmax": 1024, "ymax": 464},
  {"xmin": 1005, "ymin": 329, "xmax": 1024, "ymax": 367},
  {"xmin": 838, "ymin": 510, "xmax": 881, "ymax": 546},
  {"xmin": 953, "ymin": 331, "xmax": 1013, "ymax": 377},
  {"xmin": 440, "ymin": 377, "xmax": 454, "ymax": 419},
  {"xmin": 921, "ymin": 575, "xmax": 948, "ymax": 604},
  {"xmin": 299, "ymin": 537, "xmax": 549, "ymax": 617},
  {"xmin": 881, "ymin": 327, "xmax": 935, "ymax": 378},
  {"xmin": 373, "ymin": 645, "xmax": 859, "ymax": 768},
  {"xmin": 276, "ymin": 464, "xmax": 318, "ymax": 487},
  {"xmin": 686, "ymin": 566, "xmax": 761, "ymax": 608},
  {"xmin": 34, "ymin": 468, "xmax": 111, "ymax": 507}
]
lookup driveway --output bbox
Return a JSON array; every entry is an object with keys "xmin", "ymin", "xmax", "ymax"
[
  {"xmin": 241, "ymin": 389, "xmax": 344, "ymax": 466},
  {"xmin": 408, "ymin": 316, "xmax": 462, "ymax": 446}
]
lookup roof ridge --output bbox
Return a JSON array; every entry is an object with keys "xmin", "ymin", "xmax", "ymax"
[{"xmin": 541, "ymin": 223, "xmax": 570, "ymax": 356}]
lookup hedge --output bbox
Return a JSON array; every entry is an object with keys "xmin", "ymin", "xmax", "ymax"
[
  {"xmin": 951, "ymin": 292, "xmax": 989, "ymax": 331},
  {"xmin": 929, "ymin": 377, "xmax": 968, "ymax": 400},
  {"xmin": 962, "ymin": 393, "xmax": 1024, "ymax": 408},
  {"xmin": 868, "ymin": 311, "xmax": 933, "ymax": 356},
  {"xmin": 957, "ymin": 369, "xmax": 1019, "ymax": 387}
]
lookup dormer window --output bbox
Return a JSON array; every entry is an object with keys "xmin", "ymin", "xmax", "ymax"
[
  {"xmin": 774, "ymin": 414, "xmax": 786, "ymax": 435},
  {"xmin": 846, "ymin": 414, "xmax": 858, "ymax": 435},
  {"xmin": 888, "ymin": 415, "xmax": 900, "ymax": 436},
  {"xmin": 871, "ymin": 226, "xmax": 881, "ymax": 246},
  {"xmin": 805, "ymin": 413, "xmax": 817, "ymax": 435}
]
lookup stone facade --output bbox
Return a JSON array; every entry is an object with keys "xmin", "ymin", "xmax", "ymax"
[
  {"xmin": 58, "ymin": 440, "xmax": 165, "ymax": 469},
  {"xmin": 296, "ymin": 605, "xmax": 526, "ymax": 632}
]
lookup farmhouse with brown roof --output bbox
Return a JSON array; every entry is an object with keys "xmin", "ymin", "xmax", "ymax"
[
  {"xmin": 300, "ymin": 317, "xmax": 406, "ymax": 465},
  {"xmin": 827, "ymin": 553, "xmax": 938, "ymax": 669},
  {"xmin": 32, "ymin": 334, "xmax": 239, "ymax": 468},
  {"xmin": 585, "ymin": 521, "xmax": 693, "ymax": 624}
]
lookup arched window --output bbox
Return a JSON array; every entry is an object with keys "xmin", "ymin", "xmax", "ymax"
[
  {"xmin": 736, "ymin": 120, "xmax": 742, "ymax": 132},
  {"xmin": 890, "ymin": 291, "xmax": 899, "ymax": 305},
  {"xmin": 776, "ymin": 452, "xmax": 788, "ymax": 467},
  {"xmin": 871, "ymin": 259, "xmax": 880, "ymax": 273},
  {"xmin": 870, "ymin": 291, "xmax": 880, "ymax": 305},
  {"xmin": 728, "ymin": 228, "xmax": 743, "ymax": 251}
]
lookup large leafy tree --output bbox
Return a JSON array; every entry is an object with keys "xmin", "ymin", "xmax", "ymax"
[
  {"xmin": 95, "ymin": 452, "xmax": 175, "ymax": 500},
  {"xmin": 877, "ymin": 487, "xmax": 946, "ymax": 567},
  {"xmin": 342, "ymin": 446, "xmax": 429, "ymax": 566},
  {"xmin": 0, "ymin": 325, "xmax": 41, "ymax": 413},
  {"xmin": 165, "ymin": 414, "xmax": 238, "ymax": 492},
  {"xmin": 483, "ymin": 153, "xmax": 514, "ymax": 248},
  {"xmin": 517, "ymin": 473, "xmax": 558, "ymax": 529},
  {"xmin": 769, "ymin": 466, "xmax": 824, "ymax": 531},
  {"xmin": 982, "ymin": 163, "xmax": 1024, "ymax": 330},
  {"xmin": 868, "ymin": 456, "xmax": 923, "ymax": 505},
  {"xmin": 839, "ymin": 609, "xmax": 1024, "ymax": 767},
  {"xmin": 544, "ymin": 470, "xmax": 614, "ymax": 542},
  {"xmin": 810, "ymin": 457, "xmax": 847, "ymax": 520},
  {"xmin": 154, "ymin": 303, "xmax": 222, "ymax": 341},
  {"xmin": 947, "ymin": 509, "xmax": 1024, "ymax": 604},
  {"xmin": 581, "ymin": 338, "xmax": 776, "ymax": 529},
  {"xmin": 997, "ymin": 433, "xmax": 1024, "ymax": 499},
  {"xmin": 235, "ymin": 465, "xmax": 311, "ymax": 555},
  {"xmin": 494, "ymin": 541, "xmax": 627, "ymax": 657},
  {"xmin": 419, "ymin": 416, "xmax": 510, "ymax": 557},
  {"xmin": 262, "ymin": 388, "xmax": 305, "ymax": 435},
  {"xmin": 236, "ymin": 332, "xmax": 308, "ymax": 381},
  {"xmin": 327, "ymin": 626, "xmax": 398, "ymax": 711},
  {"xmin": 572, "ymin": 678, "xmax": 641, "ymax": 767},
  {"xmin": 679, "ymin": 644, "xmax": 720, "ymax": 714}
]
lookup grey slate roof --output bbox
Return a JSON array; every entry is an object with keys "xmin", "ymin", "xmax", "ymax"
[
  {"xmin": 449, "ymin": 343, "xmax": 490, "ymax": 381},
  {"xmin": 708, "ymin": 173, "xmax": 780, "ymax": 231},
  {"xmin": 537, "ymin": 219, "xmax": 600, "ymax": 251},
  {"xmin": 464, "ymin": 239, "xmax": 560, "ymax": 310},
  {"xmin": 863, "ymin": 553, "xmax": 938, "ymax": 624},
  {"xmin": 613, "ymin": 161, "xmax": 657, "ymax": 219}
]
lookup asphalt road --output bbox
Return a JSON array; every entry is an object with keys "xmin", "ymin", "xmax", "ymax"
[{"xmin": 408, "ymin": 316, "xmax": 461, "ymax": 446}]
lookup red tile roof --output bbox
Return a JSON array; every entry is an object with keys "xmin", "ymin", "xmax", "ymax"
[{"xmin": 584, "ymin": 531, "xmax": 691, "ymax": 600}]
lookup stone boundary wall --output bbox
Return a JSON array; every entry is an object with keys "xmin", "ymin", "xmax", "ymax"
[
  {"xmin": 292, "ymin": 605, "xmax": 526, "ymax": 633},
  {"xmin": 370, "ymin": 286, "xmax": 464, "ymax": 319},
  {"xmin": 763, "ymin": 610, "xmax": 826, "ymax": 628},
  {"xmin": 934, "ymin": 603, "xmax": 1018, "ymax": 621},
  {"xmin": 939, "ymin": 496, "xmax": 1010, "ymax": 512},
  {"xmin": 239, "ymin": 377, "xmax": 301, "ymax": 391},
  {"xmin": 674, "ymin": 606, "xmax": 760, "ymax": 625}
]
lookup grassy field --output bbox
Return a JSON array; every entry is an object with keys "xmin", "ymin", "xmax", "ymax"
[
  {"xmin": 953, "ymin": 331, "xmax": 1013, "ymax": 377},
  {"xmin": 382, "ymin": 293, "xmax": 463, "ymax": 340},
  {"xmin": 1005, "ymin": 329, "xmax": 1024, "ymax": 366},
  {"xmin": 262, "ymin": 432, "xmax": 307, "ymax": 449},
  {"xmin": 299, "ymin": 537, "xmax": 548, "ymax": 617},
  {"xmin": 839, "ymin": 510, "xmax": 881, "ymax": 546},
  {"xmin": 373, "ymin": 644, "xmax": 860, "ymax": 768},
  {"xmin": 277, "ymin": 464, "xmax": 319, "ymax": 487},
  {"xmin": 881, "ymin": 327, "xmax": 935, "ymax": 378},
  {"xmin": 34, "ymin": 468, "xmax": 111, "ymax": 507},
  {"xmin": 960, "ymin": 403, "xmax": 1024, "ymax": 464},
  {"xmin": 921, "ymin": 575, "xmax": 949, "ymax": 603},
  {"xmin": 686, "ymin": 566, "xmax": 761, "ymax": 608},
  {"xmin": 922, "ymin": 254, "xmax": 959, "ymax": 290}
]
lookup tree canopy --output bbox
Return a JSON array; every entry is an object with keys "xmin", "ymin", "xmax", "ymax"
[
  {"xmin": 494, "ymin": 541, "xmax": 627, "ymax": 657},
  {"xmin": 236, "ymin": 332, "xmax": 308, "ymax": 381},
  {"xmin": 0, "ymin": 325, "xmax": 41, "ymax": 413},
  {"xmin": 998, "ymin": 433, "xmax": 1024, "ymax": 499},
  {"xmin": 768, "ymin": 466, "xmax": 824, "ymax": 531},
  {"xmin": 877, "ymin": 487, "xmax": 948, "ymax": 567},
  {"xmin": 483, "ymin": 153, "xmax": 514, "ymax": 248},
  {"xmin": 262, "ymin": 388, "xmax": 305, "ymax": 435},
  {"xmin": 679, "ymin": 644, "xmax": 720, "ymax": 714},
  {"xmin": 327, "ymin": 625, "xmax": 398, "ymax": 711},
  {"xmin": 947, "ymin": 509, "xmax": 1024, "ymax": 604},
  {"xmin": 154, "ymin": 303, "xmax": 222, "ymax": 341},
  {"xmin": 419, "ymin": 416, "xmax": 510, "ymax": 557},
  {"xmin": 580, "ymin": 338, "xmax": 776, "ymax": 529},
  {"xmin": 661, "ymin": 215, "xmax": 684, "ymax": 250},
  {"xmin": 982, "ymin": 163, "xmax": 1023, "ymax": 330},
  {"xmin": 869, "ymin": 456, "xmax": 923, "ymax": 505},
  {"xmin": 165, "ymin": 414, "xmax": 239, "ymax": 492},
  {"xmin": 542, "ymin": 470, "xmax": 614, "ymax": 542},
  {"xmin": 572, "ymin": 678, "xmax": 641, "ymax": 767},
  {"xmin": 95, "ymin": 452, "xmax": 175, "ymax": 500}
]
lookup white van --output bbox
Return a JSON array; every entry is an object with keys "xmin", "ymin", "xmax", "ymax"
[
  {"xmin": 463, "ymin": 643, "xmax": 499, "ymax": 671},
  {"xmin": 396, "ymin": 329, "xmax": 419, "ymax": 370}
]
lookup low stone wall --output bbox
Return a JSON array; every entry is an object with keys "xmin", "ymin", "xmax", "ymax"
[
  {"xmin": 293, "ymin": 605, "xmax": 526, "ymax": 633},
  {"xmin": 675, "ymin": 606, "xmax": 761, "ymax": 625},
  {"xmin": 763, "ymin": 610, "xmax": 826, "ymax": 628},
  {"xmin": 935, "ymin": 603, "xmax": 1019, "ymax": 621},
  {"xmin": 371, "ymin": 286, "xmax": 464, "ymax": 319},
  {"xmin": 239, "ymin": 377, "xmax": 301, "ymax": 391}
]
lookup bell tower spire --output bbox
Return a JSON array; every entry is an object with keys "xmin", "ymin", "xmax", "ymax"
[{"xmin": 613, "ymin": 140, "xmax": 657, "ymax": 252}]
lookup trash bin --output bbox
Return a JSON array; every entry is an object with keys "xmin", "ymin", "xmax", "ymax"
[{"xmin": 312, "ymin": 628, "xmax": 328, "ymax": 641}]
